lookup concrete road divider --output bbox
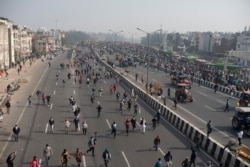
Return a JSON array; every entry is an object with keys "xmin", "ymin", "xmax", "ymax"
[{"xmin": 94, "ymin": 50, "xmax": 249, "ymax": 167}]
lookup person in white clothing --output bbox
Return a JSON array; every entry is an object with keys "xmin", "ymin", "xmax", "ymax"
[
  {"xmin": 82, "ymin": 120, "xmax": 88, "ymax": 135},
  {"xmin": 65, "ymin": 119, "xmax": 70, "ymax": 134},
  {"xmin": 140, "ymin": 117, "xmax": 146, "ymax": 133},
  {"xmin": 237, "ymin": 129, "xmax": 244, "ymax": 146}
]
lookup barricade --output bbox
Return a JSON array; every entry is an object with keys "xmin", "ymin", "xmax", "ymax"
[
  {"xmin": 218, "ymin": 85, "xmax": 223, "ymax": 92},
  {"xmin": 94, "ymin": 50, "xmax": 249, "ymax": 167}
]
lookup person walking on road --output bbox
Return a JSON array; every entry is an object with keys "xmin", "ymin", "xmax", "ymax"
[
  {"xmin": 135, "ymin": 73, "xmax": 138, "ymax": 82},
  {"xmin": 82, "ymin": 120, "xmax": 88, "ymax": 135},
  {"xmin": 75, "ymin": 148, "xmax": 82, "ymax": 167},
  {"xmin": 102, "ymin": 148, "xmax": 111, "ymax": 167},
  {"xmin": 119, "ymin": 99, "xmax": 124, "ymax": 112},
  {"xmin": 140, "ymin": 117, "xmax": 146, "ymax": 133},
  {"xmin": 111, "ymin": 121, "xmax": 117, "ymax": 138},
  {"xmin": 124, "ymin": 118, "xmax": 131, "ymax": 136},
  {"xmin": 87, "ymin": 136, "xmax": 96, "ymax": 156},
  {"xmin": 190, "ymin": 147, "xmax": 197, "ymax": 167},
  {"xmin": 97, "ymin": 102, "xmax": 102, "ymax": 117},
  {"xmin": 131, "ymin": 116, "xmax": 136, "ymax": 131},
  {"xmin": 28, "ymin": 95, "xmax": 32, "ymax": 106},
  {"xmin": 65, "ymin": 119, "xmax": 70, "ymax": 134},
  {"xmin": 90, "ymin": 94, "xmax": 95, "ymax": 104},
  {"xmin": 43, "ymin": 144, "xmax": 53, "ymax": 166},
  {"xmin": 153, "ymin": 135, "xmax": 161, "ymax": 151},
  {"xmin": 12, "ymin": 125, "xmax": 20, "ymax": 142},
  {"xmin": 173, "ymin": 99, "xmax": 177, "ymax": 109},
  {"xmin": 29, "ymin": 156, "xmax": 39, "ymax": 167},
  {"xmin": 207, "ymin": 120, "xmax": 212, "ymax": 138},
  {"xmin": 5, "ymin": 100, "xmax": 11, "ymax": 114},
  {"xmin": 182, "ymin": 157, "xmax": 190, "ymax": 167},
  {"xmin": 167, "ymin": 88, "xmax": 171, "ymax": 98},
  {"xmin": 48, "ymin": 117, "xmax": 54, "ymax": 133},
  {"xmin": 164, "ymin": 151, "xmax": 173, "ymax": 167},
  {"xmin": 42, "ymin": 93, "xmax": 46, "ymax": 105},
  {"xmin": 46, "ymin": 95, "xmax": 51, "ymax": 107},
  {"xmin": 224, "ymin": 99, "xmax": 230, "ymax": 112},
  {"xmin": 133, "ymin": 103, "xmax": 138, "ymax": 116},
  {"xmin": 237, "ymin": 129, "xmax": 244, "ymax": 146},
  {"xmin": 194, "ymin": 131, "xmax": 201, "ymax": 150},
  {"xmin": 127, "ymin": 98, "xmax": 132, "ymax": 111},
  {"xmin": 61, "ymin": 149, "xmax": 70, "ymax": 167},
  {"xmin": 154, "ymin": 158, "xmax": 162, "ymax": 167},
  {"xmin": 73, "ymin": 116, "xmax": 80, "ymax": 131},
  {"xmin": 152, "ymin": 117, "xmax": 157, "ymax": 130},
  {"xmin": 6, "ymin": 151, "xmax": 16, "ymax": 167}
]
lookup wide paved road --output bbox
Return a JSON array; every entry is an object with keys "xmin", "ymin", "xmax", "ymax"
[
  {"xmin": 0, "ymin": 47, "xmax": 218, "ymax": 167},
  {"xmin": 110, "ymin": 53, "xmax": 249, "ymax": 147}
]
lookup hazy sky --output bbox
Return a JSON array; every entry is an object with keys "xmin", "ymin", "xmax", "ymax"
[{"xmin": 0, "ymin": 0, "xmax": 249, "ymax": 38}]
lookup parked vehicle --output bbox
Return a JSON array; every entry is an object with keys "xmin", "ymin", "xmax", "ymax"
[
  {"xmin": 232, "ymin": 107, "xmax": 250, "ymax": 136},
  {"xmin": 238, "ymin": 91, "xmax": 250, "ymax": 107}
]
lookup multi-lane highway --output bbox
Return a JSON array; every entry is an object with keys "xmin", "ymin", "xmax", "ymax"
[
  {"xmin": 0, "ymin": 47, "xmax": 219, "ymax": 166},
  {"xmin": 106, "ymin": 49, "xmax": 250, "ymax": 148}
]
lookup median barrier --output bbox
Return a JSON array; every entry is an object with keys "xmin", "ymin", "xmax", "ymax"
[
  {"xmin": 218, "ymin": 85, "xmax": 223, "ymax": 92},
  {"xmin": 94, "ymin": 50, "xmax": 249, "ymax": 167}
]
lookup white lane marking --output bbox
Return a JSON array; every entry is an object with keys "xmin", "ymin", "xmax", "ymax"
[
  {"xmin": 45, "ymin": 123, "xmax": 48, "ymax": 133},
  {"xmin": 82, "ymin": 155, "xmax": 86, "ymax": 167},
  {"xmin": 53, "ymin": 90, "xmax": 56, "ymax": 95},
  {"xmin": 74, "ymin": 90, "xmax": 76, "ymax": 95},
  {"xmin": 106, "ymin": 119, "xmax": 111, "ymax": 129},
  {"xmin": 159, "ymin": 147, "xmax": 165, "ymax": 155},
  {"xmin": 56, "ymin": 82, "xmax": 58, "ymax": 86},
  {"xmin": 0, "ymin": 65, "xmax": 49, "ymax": 159},
  {"xmin": 197, "ymin": 84, "xmax": 238, "ymax": 100},
  {"xmin": 198, "ymin": 91, "xmax": 207, "ymax": 97},
  {"xmin": 204, "ymin": 105, "xmax": 216, "ymax": 112},
  {"xmin": 50, "ymin": 103, "xmax": 53, "ymax": 110},
  {"xmin": 121, "ymin": 151, "xmax": 131, "ymax": 167},
  {"xmin": 216, "ymin": 99, "xmax": 225, "ymax": 104}
]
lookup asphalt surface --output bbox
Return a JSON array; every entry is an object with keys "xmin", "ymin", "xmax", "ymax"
[
  {"xmin": 109, "ymin": 54, "xmax": 249, "ymax": 147},
  {"xmin": 0, "ymin": 47, "xmax": 219, "ymax": 167}
]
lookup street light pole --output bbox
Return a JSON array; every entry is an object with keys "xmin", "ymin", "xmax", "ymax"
[
  {"xmin": 137, "ymin": 28, "xmax": 161, "ymax": 93},
  {"xmin": 109, "ymin": 29, "xmax": 123, "ymax": 46}
]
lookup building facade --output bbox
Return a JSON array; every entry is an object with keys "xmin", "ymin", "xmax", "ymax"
[
  {"xmin": 0, "ymin": 17, "xmax": 15, "ymax": 69},
  {"xmin": 13, "ymin": 25, "xmax": 33, "ymax": 62}
]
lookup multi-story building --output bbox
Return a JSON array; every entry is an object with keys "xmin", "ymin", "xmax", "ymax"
[
  {"xmin": 33, "ymin": 27, "xmax": 56, "ymax": 57},
  {"xmin": 198, "ymin": 32, "xmax": 221, "ymax": 53},
  {"xmin": 0, "ymin": 17, "xmax": 15, "ymax": 69},
  {"xmin": 236, "ymin": 35, "xmax": 250, "ymax": 51},
  {"xmin": 189, "ymin": 32, "xmax": 200, "ymax": 53},
  {"xmin": 189, "ymin": 32, "xmax": 221, "ymax": 54},
  {"xmin": 13, "ymin": 25, "xmax": 33, "ymax": 62}
]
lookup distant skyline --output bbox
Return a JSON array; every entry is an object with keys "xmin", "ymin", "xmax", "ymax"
[{"xmin": 0, "ymin": 0, "xmax": 250, "ymax": 38}]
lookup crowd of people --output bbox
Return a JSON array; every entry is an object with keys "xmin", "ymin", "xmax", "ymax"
[{"xmin": 2, "ymin": 44, "xmax": 225, "ymax": 167}]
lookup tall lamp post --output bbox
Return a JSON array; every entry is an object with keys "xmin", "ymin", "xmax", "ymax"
[
  {"xmin": 109, "ymin": 29, "xmax": 123, "ymax": 46},
  {"xmin": 136, "ymin": 28, "xmax": 161, "ymax": 93}
]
